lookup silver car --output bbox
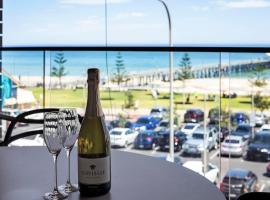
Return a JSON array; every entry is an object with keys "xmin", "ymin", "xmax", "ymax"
[
  {"xmin": 221, "ymin": 135, "xmax": 248, "ymax": 157},
  {"xmin": 182, "ymin": 126, "xmax": 218, "ymax": 155}
]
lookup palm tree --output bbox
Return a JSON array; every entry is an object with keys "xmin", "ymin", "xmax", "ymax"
[
  {"xmin": 178, "ymin": 53, "xmax": 192, "ymax": 104},
  {"xmin": 51, "ymin": 52, "xmax": 68, "ymax": 89},
  {"xmin": 112, "ymin": 52, "xmax": 130, "ymax": 89}
]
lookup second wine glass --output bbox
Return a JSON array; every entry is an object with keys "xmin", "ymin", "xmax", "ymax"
[{"xmin": 59, "ymin": 108, "xmax": 81, "ymax": 193}]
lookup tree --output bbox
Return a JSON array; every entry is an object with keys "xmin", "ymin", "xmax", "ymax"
[
  {"xmin": 249, "ymin": 64, "xmax": 269, "ymax": 112},
  {"xmin": 51, "ymin": 52, "xmax": 68, "ymax": 89},
  {"xmin": 254, "ymin": 93, "xmax": 270, "ymax": 112},
  {"xmin": 178, "ymin": 53, "xmax": 192, "ymax": 80},
  {"xmin": 124, "ymin": 90, "xmax": 135, "ymax": 108},
  {"xmin": 178, "ymin": 53, "xmax": 192, "ymax": 104},
  {"xmin": 251, "ymin": 65, "xmax": 267, "ymax": 87},
  {"xmin": 112, "ymin": 52, "xmax": 130, "ymax": 89}
]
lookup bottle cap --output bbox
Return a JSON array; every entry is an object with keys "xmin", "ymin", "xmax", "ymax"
[{"xmin": 87, "ymin": 68, "xmax": 100, "ymax": 82}]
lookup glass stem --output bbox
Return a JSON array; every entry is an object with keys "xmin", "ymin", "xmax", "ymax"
[
  {"xmin": 66, "ymin": 149, "xmax": 71, "ymax": 184},
  {"xmin": 53, "ymin": 154, "xmax": 59, "ymax": 191}
]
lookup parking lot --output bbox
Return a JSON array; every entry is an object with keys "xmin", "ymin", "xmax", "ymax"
[
  {"xmin": 118, "ymin": 145, "xmax": 270, "ymax": 192},
  {"xmin": 7, "ymin": 113, "xmax": 270, "ymax": 195}
]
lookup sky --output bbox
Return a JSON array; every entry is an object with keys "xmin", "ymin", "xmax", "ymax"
[{"xmin": 3, "ymin": 0, "xmax": 270, "ymax": 46}]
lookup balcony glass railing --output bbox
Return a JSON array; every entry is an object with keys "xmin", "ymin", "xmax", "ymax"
[{"xmin": 1, "ymin": 47, "xmax": 270, "ymax": 199}]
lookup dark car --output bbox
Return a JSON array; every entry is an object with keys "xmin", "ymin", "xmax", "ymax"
[
  {"xmin": 110, "ymin": 119, "xmax": 121, "ymax": 128},
  {"xmin": 133, "ymin": 130, "xmax": 159, "ymax": 150},
  {"xmin": 208, "ymin": 125, "xmax": 230, "ymax": 143},
  {"xmin": 220, "ymin": 168, "xmax": 258, "ymax": 200},
  {"xmin": 133, "ymin": 116, "xmax": 160, "ymax": 130},
  {"xmin": 158, "ymin": 131, "xmax": 187, "ymax": 152},
  {"xmin": 267, "ymin": 162, "xmax": 270, "ymax": 176},
  {"xmin": 150, "ymin": 107, "xmax": 168, "ymax": 119},
  {"xmin": 184, "ymin": 109, "xmax": 204, "ymax": 123},
  {"xmin": 124, "ymin": 121, "xmax": 135, "ymax": 129},
  {"xmin": 231, "ymin": 125, "xmax": 253, "ymax": 140},
  {"xmin": 246, "ymin": 132, "xmax": 270, "ymax": 161},
  {"xmin": 208, "ymin": 108, "xmax": 229, "ymax": 125},
  {"xmin": 231, "ymin": 112, "xmax": 249, "ymax": 126},
  {"xmin": 106, "ymin": 121, "xmax": 113, "ymax": 131},
  {"xmin": 219, "ymin": 127, "xmax": 230, "ymax": 143}
]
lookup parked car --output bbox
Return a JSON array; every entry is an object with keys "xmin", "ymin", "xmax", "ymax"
[
  {"xmin": 184, "ymin": 109, "xmax": 204, "ymax": 123},
  {"xmin": 254, "ymin": 113, "xmax": 268, "ymax": 127},
  {"xmin": 230, "ymin": 112, "xmax": 249, "ymax": 126},
  {"xmin": 182, "ymin": 126, "xmax": 218, "ymax": 156},
  {"xmin": 266, "ymin": 162, "xmax": 270, "ymax": 176},
  {"xmin": 2, "ymin": 108, "xmax": 21, "ymax": 128},
  {"xmin": 110, "ymin": 119, "xmax": 121, "ymax": 128},
  {"xmin": 133, "ymin": 116, "xmax": 160, "ymax": 131},
  {"xmin": 110, "ymin": 128, "xmax": 138, "ymax": 148},
  {"xmin": 221, "ymin": 135, "xmax": 248, "ymax": 157},
  {"xmin": 220, "ymin": 169, "xmax": 258, "ymax": 200},
  {"xmin": 218, "ymin": 126, "xmax": 230, "ymax": 143},
  {"xmin": 150, "ymin": 107, "xmax": 168, "ymax": 119},
  {"xmin": 133, "ymin": 130, "xmax": 159, "ymax": 150},
  {"xmin": 246, "ymin": 131, "xmax": 270, "ymax": 161},
  {"xmin": 258, "ymin": 124, "xmax": 270, "ymax": 132},
  {"xmin": 2, "ymin": 108, "xmax": 20, "ymax": 117},
  {"xmin": 158, "ymin": 131, "xmax": 187, "ymax": 152},
  {"xmin": 124, "ymin": 121, "xmax": 135, "ymax": 129},
  {"xmin": 180, "ymin": 123, "xmax": 200, "ymax": 136},
  {"xmin": 208, "ymin": 108, "xmax": 228, "ymax": 125},
  {"xmin": 222, "ymin": 92, "xmax": 237, "ymax": 98},
  {"xmin": 154, "ymin": 120, "xmax": 177, "ymax": 132},
  {"xmin": 183, "ymin": 161, "xmax": 219, "ymax": 184},
  {"xmin": 9, "ymin": 134, "xmax": 44, "ymax": 146},
  {"xmin": 231, "ymin": 124, "xmax": 253, "ymax": 140},
  {"xmin": 105, "ymin": 121, "xmax": 113, "ymax": 131}
]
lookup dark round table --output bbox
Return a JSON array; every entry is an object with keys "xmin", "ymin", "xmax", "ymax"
[{"xmin": 0, "ymin": 147, "xmax": 226, "ymax": 200}]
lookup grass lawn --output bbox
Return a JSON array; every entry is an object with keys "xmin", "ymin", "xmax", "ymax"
[{"xmin": 31, "ymin": 87, "xmax": 254, "ymax": 111}]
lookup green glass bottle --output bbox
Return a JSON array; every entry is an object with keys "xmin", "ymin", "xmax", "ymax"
[{"xmin": 78, "ymin": 68, "xmax": 111, "ymax": 197}]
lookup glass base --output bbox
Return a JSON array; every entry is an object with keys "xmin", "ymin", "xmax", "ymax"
[
  {"xmin": 59, "ymin": 183, "xmax": 79, "ymax": 193},
  {"xmin": 43, "ymin": 189, "xmax": 68, "ymax": 200}
]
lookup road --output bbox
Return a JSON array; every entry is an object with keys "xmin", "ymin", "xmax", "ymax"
[{"xmin": 118, "ymin": 145, "xmax": 270, "ymax": 193}]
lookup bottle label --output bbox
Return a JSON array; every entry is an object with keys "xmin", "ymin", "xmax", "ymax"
[{"xmin": 78, "ymin": 156, "xmax": 110, "ymax": 185}]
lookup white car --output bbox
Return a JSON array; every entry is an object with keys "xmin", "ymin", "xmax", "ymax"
[
  {"xmin": 9, "ymin": 134, "xmax": 44, "ymax": 146},
  {"xmin": 254, "ymin": 113, "xmax": 268, "ymax": 127},
  {"xmin": 180, "ymin": 123, "xmax": 200, "ymax": 136},
  {"xmin": 110, "ymin": 128, "xmax": 138, "ymax": 148},
  {"xmin": 221, "ymin": 135, "xmax": 248, "ymax": 157},
  {"xmin": 183, "ymin": 161, "xmax": 219, "ymax": 184}
]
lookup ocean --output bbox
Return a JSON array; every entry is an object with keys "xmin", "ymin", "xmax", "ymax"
[{"xmin": 2, "ymin": 51, "xmax": 269, "ymax": 77}]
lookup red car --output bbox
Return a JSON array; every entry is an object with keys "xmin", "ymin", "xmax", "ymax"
[
  {"xmin": 184, "ymin": 109, "xmax": 204, "ymax": 123},
  {"xmin": 267, "ymin": 162, "xmax": 270, "ymax": 176}
]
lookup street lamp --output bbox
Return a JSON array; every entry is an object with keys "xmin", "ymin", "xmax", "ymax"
[{"xmin": 157, "ymin": 0, "xmax": 174, "ymax": 162}]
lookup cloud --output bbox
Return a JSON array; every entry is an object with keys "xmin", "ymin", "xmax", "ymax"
[
  {"xmin": 60, "ymin": 0, "xmax": 131, "ymax": 5},
  {"xmin": 115, "ymin": 12, "xmax": 146, "ymax": 20},
  {"xmin": 191, "ymin": 6, "xmax": 210, "ymax": 11},
  {"xmin": 78, "ymin": 17, "xmax": 100, "ymax": 27},
  {"xmin": 77, "ymin": 17, "xmax": 103, "ymax": 32},
  {"xmin": 217, "ymin": 0, "xmax": 270, "ymax": 8}
]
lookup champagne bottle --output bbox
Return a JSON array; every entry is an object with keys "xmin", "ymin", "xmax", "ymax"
[{"xmin": 78, "ymin": 68, "xmax": 111, "ymax": 197}]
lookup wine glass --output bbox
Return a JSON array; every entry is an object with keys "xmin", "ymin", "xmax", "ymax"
[
  {"xmin": 59, "ymin": 108, "xmax": 81, "ymax": 193},
  {"xmin": 43, "ymin": 112, "xmax": 68, "ymax": 200}
]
